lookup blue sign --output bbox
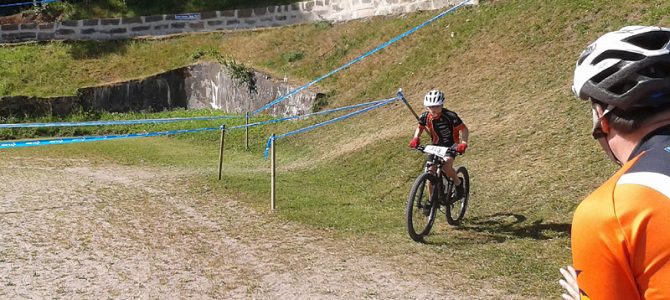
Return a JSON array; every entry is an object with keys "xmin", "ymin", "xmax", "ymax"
[
  {"xmin": 0, "ymin": 0, "xmax": 58, "ymax": 8},
  {"xmin": 175, "ymin": 13, "xmax": 201, "ymax": 20}
]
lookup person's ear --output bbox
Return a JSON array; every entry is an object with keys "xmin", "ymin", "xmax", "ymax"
[
  {"xmin": 593, "ymin": 104, "xmax": 611, "ymax": 134},
  {"xmin": 600, "ymin": 116, "xmax": 611, "ymax": 134}
]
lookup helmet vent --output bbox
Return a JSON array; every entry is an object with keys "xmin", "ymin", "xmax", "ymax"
[
  {"xmin": 608, "ymin": 80, "xmax": 638, "ymax": 95},
  {"xmin": 577, "ymin": 52, "xmax": 589, "ymax": 66},
  {"xmin": 639, "ymin": 62, "xmax": 670, "ymax": 79},
  {"xmin": 592, "ymin": 50, "xmax": 645, "ymax": 65},
  {"xmin": 625, "ymin": 31, "xmax": 670, "ymax": 50},
  {"xmin": 591, "ymin": 65, "xmax": 619, "ymax": 84}
]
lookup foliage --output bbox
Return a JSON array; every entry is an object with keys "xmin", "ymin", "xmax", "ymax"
[
  {"xmin": 281, "ymin": 50, "xmax": 305, "ymax": 63},
  {"xmin": 49, "ymin": 0, "xmax": 301, "ymax": 19},
  {"xmin": 313, "ymin": 20, "xmax": 333, "ymax": 30},
  {"xmin": 221, "ymin": 58, "xmax": 256, "ymax": 92},
  {"xmin": 25, "ymin": 1, "xmax": 78, "ymax": 20},
  {"xmin": 2, "ymin": 0, "xmax": 304, "ymax": 19},
  {"xmin": 188, "ymin": 47, "xmax": 257, "ymax": 91},
  {"xmin": 310, "ymin": 93, "xmax": 329, "ymax": 112}
]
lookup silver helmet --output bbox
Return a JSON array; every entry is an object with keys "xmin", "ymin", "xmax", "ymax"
[
  {"xmin": 423, "ymin": 89, "xmax": 445, "ymax": 106},
  {"xmin": 572, "ymin": 26, "xmax": 670, "ymax": 110}
]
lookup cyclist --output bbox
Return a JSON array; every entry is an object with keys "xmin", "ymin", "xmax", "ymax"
[
  {"xmin": 409, "ymin": 89, "xmax": 469, "ymax": 196},
  {"xmin": 561, "ymin": 25, "xmax": 670, "ymax": 299}
]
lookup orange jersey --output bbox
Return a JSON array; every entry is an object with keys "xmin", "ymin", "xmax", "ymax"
[{"xmin": 571, "ymin": 125, "xmax": 670, "ymax": 299}]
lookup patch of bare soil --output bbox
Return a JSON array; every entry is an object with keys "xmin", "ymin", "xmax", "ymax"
[{"xmin": 0, "ymin": 156, "xmax": 507, "ymax": 299}]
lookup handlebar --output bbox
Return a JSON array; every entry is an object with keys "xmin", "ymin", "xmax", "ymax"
[{"xmin": 413, "ymin": 144, "xmax": 462, "ymax": 156}]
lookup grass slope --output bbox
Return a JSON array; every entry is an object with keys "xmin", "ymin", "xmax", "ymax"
[{"xmin": 2, "ymin": 0, "xmax": 670, "ymax": 297}]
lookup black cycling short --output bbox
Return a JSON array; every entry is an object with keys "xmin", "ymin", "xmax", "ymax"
[{"xmin": 426, "ymin": 152, "xmax": 456, "ymax": 163}]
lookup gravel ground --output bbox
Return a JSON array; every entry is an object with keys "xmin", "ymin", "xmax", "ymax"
[{"xmin": 0, "ymin": 155, "xmax": 508, "ymax": 299}]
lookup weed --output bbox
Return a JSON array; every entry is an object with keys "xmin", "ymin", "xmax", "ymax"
[
  {"xmin": 218, "ymin": 57, "xmax": 257, "ymax": 93},
  {"xmin": 314, "ymin": 20, "xmax": 333, "ymax": 30},
  {"xmin": 310, "ymin": 93, "xmax": 329, "ymax": 112},
  {"xmin": 281, "ymin": 50, "xmax": 305, "ymax": 63},
  {"xmin": 189, "ymin": 47, "xmax": 257, "ymax": 91},
  {"xmin": 190, "ymin": 47, "xmax": 220, "ymax": 60}
]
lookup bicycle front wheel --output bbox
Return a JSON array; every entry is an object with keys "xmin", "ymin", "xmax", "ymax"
[
  {"xmin": 446, "ymin": 166, "xmax": 469, "ymax": 225},
  {"xmin": 406, "ymin": 172, "xmax": 439, "ymax": 242}
]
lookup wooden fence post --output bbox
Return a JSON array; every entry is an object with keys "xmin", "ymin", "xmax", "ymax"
[
  {"xmin": 245, "ymin": 112, "xmax": 249, "ymax": 150},
  {"xmin": 218, "ymin": 125, "xmax": 226, "ymax": 180},
  {"xmin": 270, "ymin": 134, "xmax": 276, "ymax": 212}
]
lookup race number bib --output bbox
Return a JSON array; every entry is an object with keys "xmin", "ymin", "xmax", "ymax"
[{"xmin": 424, "ymin": 145, "xmax": 450, "ymax": 159}]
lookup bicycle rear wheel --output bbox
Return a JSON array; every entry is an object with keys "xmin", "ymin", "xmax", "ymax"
[
  {"xmin": 446, "ymin": 166, "xmax": 469, "ymax": 225},
  {"xmin": 406, "ymin": 173, "xmax": 439, "ymax": 241}
]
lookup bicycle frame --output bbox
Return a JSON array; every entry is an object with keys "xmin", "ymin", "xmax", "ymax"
[{"xmin": 418, "ymin": 145, "xmax": 457, "ymax": 205}]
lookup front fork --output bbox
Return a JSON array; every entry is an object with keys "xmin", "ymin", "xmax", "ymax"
[{"xmin": 442, "ymin": 177, "xmax": 454, "ymax": 205}]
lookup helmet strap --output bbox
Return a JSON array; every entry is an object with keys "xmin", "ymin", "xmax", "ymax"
[
  {"xmin": 595, "ymin": 135, "xmax": 622, "ymax": 166},
  {"xmin": 592, "ymin": 103, "xmax": 622, "ymax": 165}
]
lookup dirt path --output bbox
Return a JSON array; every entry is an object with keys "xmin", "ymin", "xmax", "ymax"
[{"xmin": 0, "ymin": 156, "xmax": 505, "ymax": 299}]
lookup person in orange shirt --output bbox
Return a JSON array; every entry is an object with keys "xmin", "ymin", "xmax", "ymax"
[{"xmin": 560, "ymin": 26, "xmax": 670, "ymax": 299}]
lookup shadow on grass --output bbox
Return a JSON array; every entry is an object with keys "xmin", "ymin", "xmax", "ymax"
[
  {"xmin": 462, "ymin": 213, "xmax": 570, "ymax": 239},
  {"xmin": 421, "ymin": 213, "xmax": 571, "ymax": 246},
  {"xmin": 67, "ymin": 40, "xmax": 129, "ymax": 59}
]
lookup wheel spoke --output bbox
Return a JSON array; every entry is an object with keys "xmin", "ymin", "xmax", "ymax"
[
  {"xmin": 445, "ymin": 167, "xmax": 469, "ymax": 225},
  {"xmin": 407, "ymin": 173, "xmax": 438, "ymax": 241}
]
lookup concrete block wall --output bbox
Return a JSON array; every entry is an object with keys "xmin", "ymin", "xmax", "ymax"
[{"xmin": 0, "ymin": 0, "xmax": 477, "ymax": 44}]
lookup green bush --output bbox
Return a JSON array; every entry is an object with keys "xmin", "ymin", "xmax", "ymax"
[{"xmin": 25, "ymin": 1, "xmax": 78, "ymax": 20}]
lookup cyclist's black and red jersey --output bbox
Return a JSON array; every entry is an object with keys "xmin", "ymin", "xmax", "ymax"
[
  {"xmin": 571, "ymin": 124, "xmax": 670, "ymax": 300},
  {"xmin": 418, "ymin": 108, "xmax": 465, "ymax": 147}
]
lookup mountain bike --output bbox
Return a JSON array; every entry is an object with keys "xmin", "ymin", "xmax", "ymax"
[{"xmin": 406, "ymin": 145, "xmax": 470, "ymax": 242}]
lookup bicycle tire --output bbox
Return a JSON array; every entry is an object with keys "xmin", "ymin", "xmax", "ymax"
[
  {"xmin": 446, "ymin": 166, "xmax": 469, "ymax": 225},
  {"xmin": 406, "ymin": 172, "xmax": 439, "ymax": 241}
]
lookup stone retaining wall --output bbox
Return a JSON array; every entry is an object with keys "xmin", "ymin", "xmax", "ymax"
[
  {"xmin": 0, "ymin": 0, "xmax": 477, "ymax": 44},
  {"xmin": 0, "ymin": 62, "xmax": 318, "ymax": 118}
]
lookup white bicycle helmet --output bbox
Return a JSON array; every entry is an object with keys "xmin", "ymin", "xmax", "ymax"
[
  {"xmin": 572, "ymin": 26, "xmax": 670, "ymax": 110},
  {"xmin": 424, "ymin": 89, "xmax": 445, "ymax": 106}
]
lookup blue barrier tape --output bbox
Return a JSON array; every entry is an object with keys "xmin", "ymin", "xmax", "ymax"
[
  {"xmin": 0, "ymin": 127, "xmax": 220, "ymax": 149},
  {"xmin": 0, "ymin": 98, "xmax": 395, "ymax": 149},
  {"xmin": 230, "ymin": 97, "xmax": 396, "ymax": 131},
  {"xmin": 275, "ymin": 98, "xmax": 397, "ymax": 140},
  {"xmin": 0, "ymin": 0, "xmax": 57, "ymax": 8},
  {"xmin": 251, "ymin": 0, "xmax": 471, "ymax": 115},
  {"xmin": 264, "ymin": 135, "xmax": 275, "ymax": 157},
  {"xmin": 0, "ymin": 115, "xmax": 242, "ymax": 129},
  {"xmin": 263, "ymin": 97, "xmax": 398, "ymax": 158},
  {"xmin": 1, "ymin": 99, "xmax": 387, "ymax": 130}
]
